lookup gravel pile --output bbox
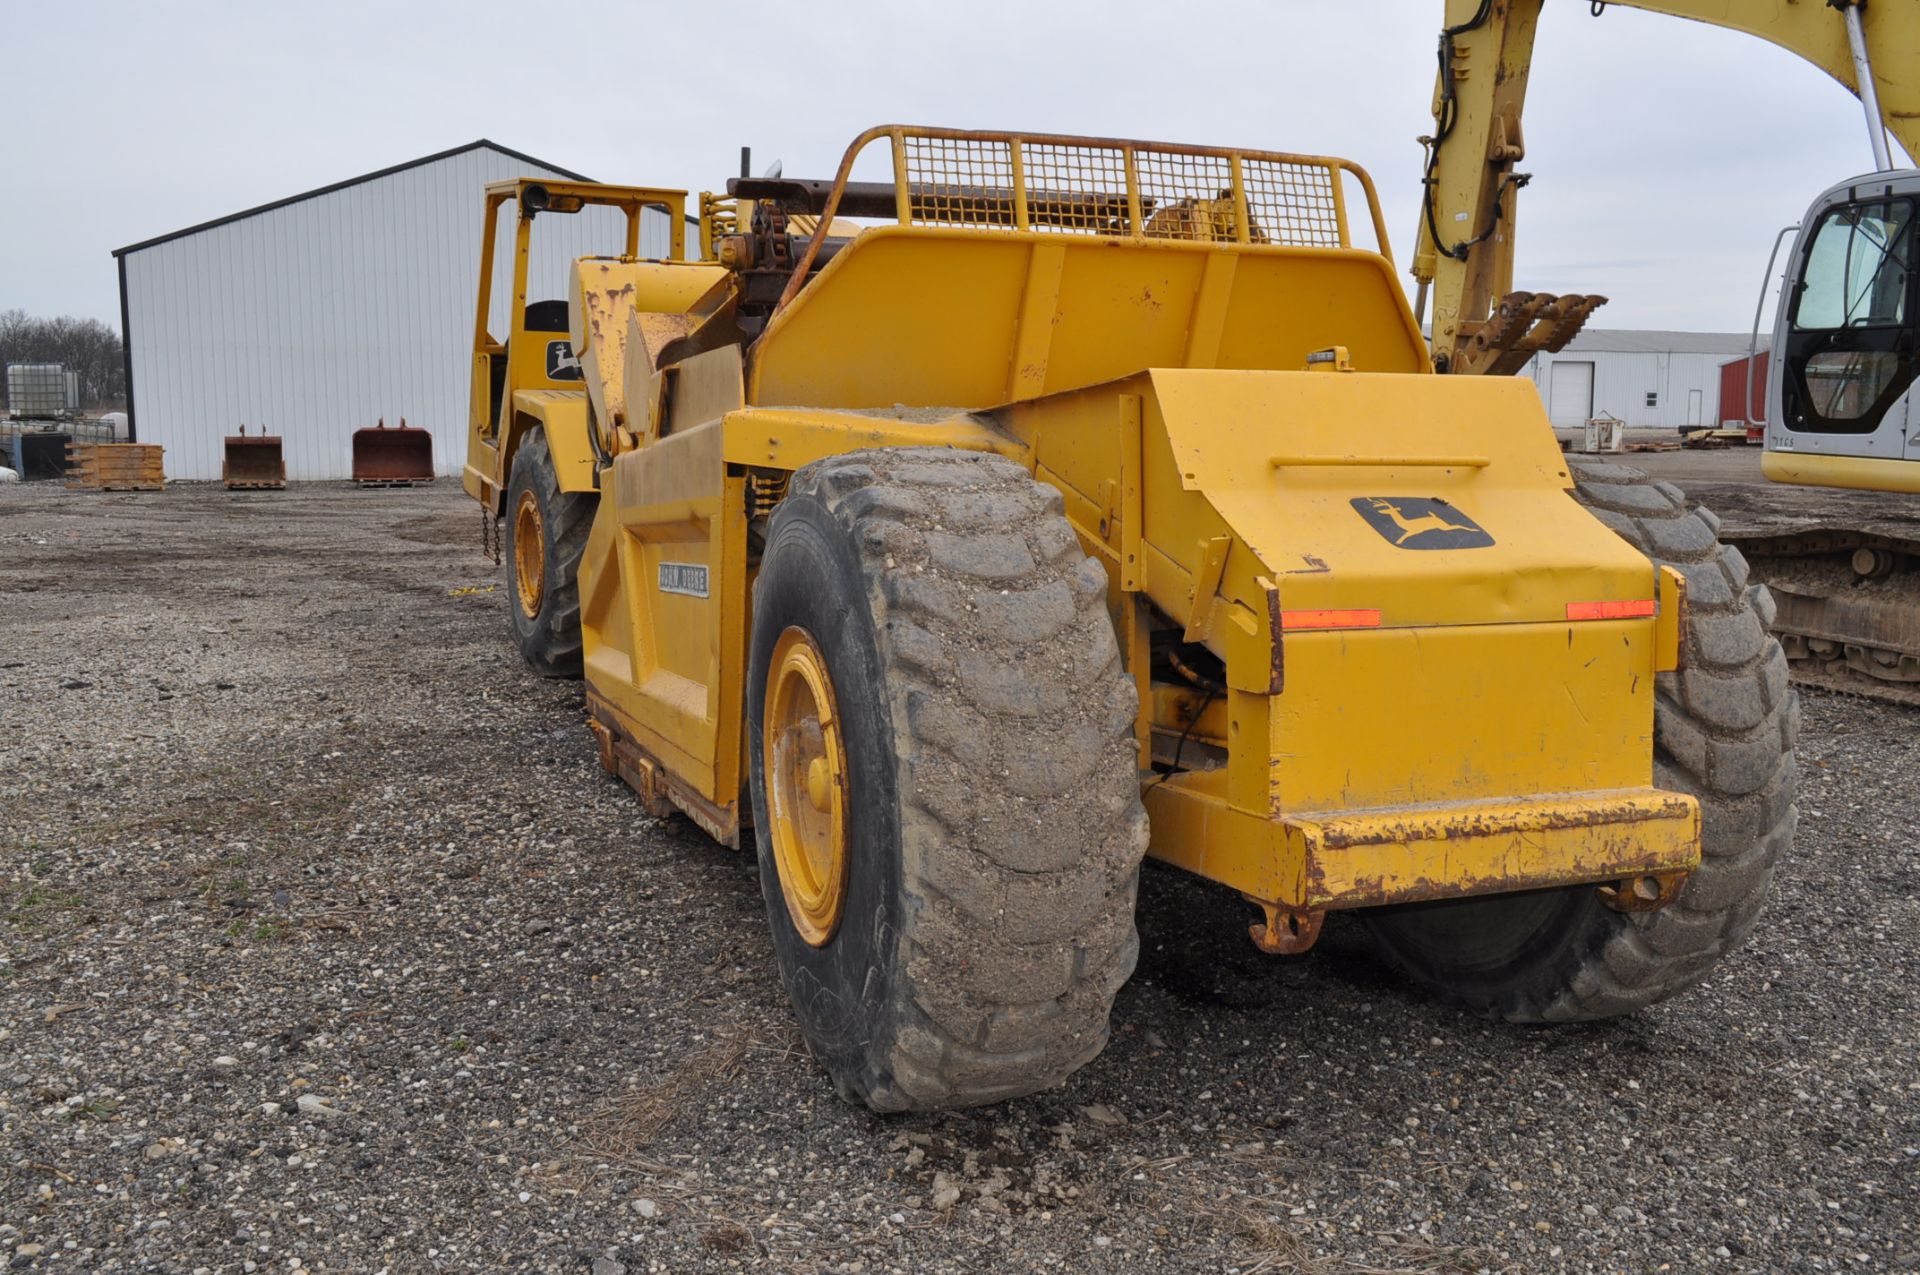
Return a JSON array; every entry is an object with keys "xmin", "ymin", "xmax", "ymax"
[{"xmin": 2, "ymin": 481, "xmax": 1914, "ymax": 1273}]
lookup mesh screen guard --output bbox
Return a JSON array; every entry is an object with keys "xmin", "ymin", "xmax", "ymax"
[{"xmin": 776, "ymin": 126, "xmax": 1393, "ymax": 311}]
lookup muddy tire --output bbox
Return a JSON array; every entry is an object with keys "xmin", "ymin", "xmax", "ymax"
[
  {"xmin": 1361, "ymin": 458, "xmax": 1798, "ymax": 1021},
  {"xmin": 746, "ymin": 447, "xmax": 1148, "ymax": 1111},
  {"xmin": 503, "ymin": 428, "xmax": 593, "ymax": 678}
]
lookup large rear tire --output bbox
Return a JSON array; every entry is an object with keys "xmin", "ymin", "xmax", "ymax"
[
  {"xmin": 503, "ymin": 428, "xmax": 593, "ymax": 678},
  {"xmin": 1362, "ymin": 458, "xmax": 1798, "ymax": 1021},
  {"xmin": 747, "ymin": 447, "xmax": 1148, "ymax": 1111}
]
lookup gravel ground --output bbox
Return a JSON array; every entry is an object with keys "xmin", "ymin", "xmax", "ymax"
[{"xmin": 2, "ymin": 475, "xmax": 1916, "ymax": 1274}]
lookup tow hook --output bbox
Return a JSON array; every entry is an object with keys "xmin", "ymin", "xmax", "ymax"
[
  {"xmin": 1244, "ymin": 896, "xmax": 1326, "ymax": 954},
  {"xmin": 1597, "ymin": 871, "xmax": 1689, "ymax": 913}
]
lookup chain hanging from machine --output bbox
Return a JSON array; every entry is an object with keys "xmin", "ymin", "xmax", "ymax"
[{"xmin": 481, "ymin": 504, "xmax": 502, "ymax": 567}]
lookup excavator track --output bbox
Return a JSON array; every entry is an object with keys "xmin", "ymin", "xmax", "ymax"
[
  {"xmin": 1722, "ymin": 525, "xmax": 1920, "ymax": 708},
  {"xmin": 1680, "ymin": 477, "xmax": 1920, "ymax": 708}
]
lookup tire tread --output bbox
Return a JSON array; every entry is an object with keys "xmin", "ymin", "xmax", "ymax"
[
  {"xmin": 785, "ymin": 447, "xmax": 1146, "ymax": 1110},
  {"xmin": 505, "ymin": 428, "xmax": 593, "ymax": 677}
]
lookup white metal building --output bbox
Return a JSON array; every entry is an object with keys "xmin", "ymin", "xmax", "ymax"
[
  {"xmin": 1521, "ymin": 329, "xmax": 1756, "ymax": 432},
  {"xmin": 114, "ymin": 140, "xmax": 675, "ymax": 481}
]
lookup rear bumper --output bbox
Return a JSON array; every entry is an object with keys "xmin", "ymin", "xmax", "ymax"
[{"xmin": 1144, "ymin": 776, "xmax": 1700, "ymax": 912}]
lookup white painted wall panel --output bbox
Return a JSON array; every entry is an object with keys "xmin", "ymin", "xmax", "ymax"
[
  {"xmin": 1524, "ymin": 346, "xmax": 1733, "ymax": 430},
  {"xmin": 122, "ymin": 146, "xmax": 675, "ymax": 481}
]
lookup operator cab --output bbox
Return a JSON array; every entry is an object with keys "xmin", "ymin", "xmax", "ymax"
[{"xmin": 1766, "ymin": 171, "xmax": 1920, "ymax": 478}]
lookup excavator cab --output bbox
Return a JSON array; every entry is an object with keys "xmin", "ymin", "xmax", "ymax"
[
  {"xmin": 1763, "ymin": 175, "xmax": 1920, "ymax": 490},
  {"xmin": 1737, "ymin": 172, "xmax": 1920, "ymax": 700}
]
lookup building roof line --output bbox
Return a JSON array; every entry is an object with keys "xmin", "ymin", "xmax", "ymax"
[
  {"xmin": 1552, "ymin": 328, "xmax": 1758, "ymax": 355},
  {"xmin": 110, "ymin": 140, "xmax": 595, "ymax": 258}
]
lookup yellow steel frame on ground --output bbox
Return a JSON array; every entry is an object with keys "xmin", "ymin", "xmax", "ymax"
[
  {"xmin": 575, "ymin": 126, "xmax": 1701, "ymax": 917},
  {"xmin": 462, "ymin": 179, "xmax": 693, "ymax": 514}
]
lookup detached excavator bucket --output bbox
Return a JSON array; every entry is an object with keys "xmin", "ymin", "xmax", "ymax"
[
  {"xmin": 352, "ymin": 418, "xmax": 434, "ymax": 486},
  {"xmin": 222, "ymin": 427, "xmax": 285, "ymax": 490}
]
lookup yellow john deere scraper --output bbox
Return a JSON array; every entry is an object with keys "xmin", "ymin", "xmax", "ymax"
[{"xmin": 472, "ymin": 128, "xmax": 1795, "ymax": 1111}]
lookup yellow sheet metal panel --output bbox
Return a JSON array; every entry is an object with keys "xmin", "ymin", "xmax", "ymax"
[
  {"xmin": 569, "ymin": 259, "xmax": 731, "ymax": 438},
  {"xmin": 568, "ymin": 259, "xmax": 729, "ymax": 355},
  {"xmin": 1000, "ymin": 363, "xmax": 1673, "ymax": 903},
  {"xmin": 753, "ymin": 230, "xmax": 1031, "ymax": 408},
  {"xmin": 659, "ymin": 346, "xmax": 747, "ymax": 438},
  {"xmin": 510, "ymin": 391, "xmax": 596, "ymax": 493},
  {"xmin": 749, "ymin": 228, "xmax": 1426, "ymax": 411},
  {"xmin": 1008, "ymin": 368, "xmax": 1658, "ymax": 683},
  {"xmin": 463, "ymin": 440, "xmax": 499, "ymax": 507},
  {"xmin": 718, "ymin": 406, "xmax": 1023, "ymax": 473},
  {"xmin": 1138, "ymin": 767, "xmax": 1284, "ymax": 897},
  {"xmin": 580, "ymin": 419, "xmax": 744, "ymax": 800},
  {"xmin": 577, "ymin": 475, "xmax": 633, "ymax": 688},
  {"xmin": 1273, "ymin": 619, "xmax": 1655, "ymax": 811},
  {"xmin": 1145, "ymin": 369, "xmax": 1656, "ymax": 629},
  {"xmin": 1209, "ymin": 255, "xmax": 1430, "ymax": 375},
  {"xmin": 1654, "ymin": 565, "xmax": 1686, "ymax": 673}
]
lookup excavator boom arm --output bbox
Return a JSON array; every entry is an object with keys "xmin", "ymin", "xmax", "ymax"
[{"xmin": 1420, "ymin": 0, "xmax": 1920, "ymax": 375}]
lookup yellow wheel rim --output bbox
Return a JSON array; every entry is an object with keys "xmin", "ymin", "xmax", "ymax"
[
  {"xmin": 513, "ymin": 489, "xmax": 545, "ymax": 620},
  {"xmin": 764, "ymin": 626, "xmax": 850, "ymax": 947}
]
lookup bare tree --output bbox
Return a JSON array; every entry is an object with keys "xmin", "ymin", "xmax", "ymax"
[{"xmin": 0, "ymin": 310, "xmax": 125, "ymax": 411}]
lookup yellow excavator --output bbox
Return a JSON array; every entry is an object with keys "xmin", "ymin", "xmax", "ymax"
[{"xmin": 1417, "ymin": 0, "xmax": 1920, "ymax": 703}]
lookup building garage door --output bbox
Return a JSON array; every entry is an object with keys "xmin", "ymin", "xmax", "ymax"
[{"xmin": 1548, "ymin": 361, "xmax": 1595, "ymax": 426}]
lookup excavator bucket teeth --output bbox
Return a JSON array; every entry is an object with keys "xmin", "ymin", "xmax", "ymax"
[
  {"xmin": 352, "ymin": 420, "xmax": 435, "ymax": 486},
  {"xmin": 1455, "ymin": 291, "xmax": 1607, "ymax": 377},
  {"xmin": 222, "ymin": 432, "xmax": 286, "ymax": 490}
]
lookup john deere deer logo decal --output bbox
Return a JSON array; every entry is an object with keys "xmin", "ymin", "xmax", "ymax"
[
  {"xmin": 545, "ymin": 340, "xmax": 583, "ymax": 381},
  {"xmin": 1350, "ymin": 497, "xmax": 1494, "ymax": 550}
]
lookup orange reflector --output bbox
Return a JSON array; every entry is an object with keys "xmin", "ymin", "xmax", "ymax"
[
  {"xmin": 1281, "ymin": 608, "xmax": 1382, "ymax": 631},
  {"xmin": 1566, "ymin": 598, "xmax": 1656, "ymax": 621}
]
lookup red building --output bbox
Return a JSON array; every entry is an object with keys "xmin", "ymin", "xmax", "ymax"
[{"xmin": 1718, "ymin": 347, "xmax": 1771, "ymax": 438}]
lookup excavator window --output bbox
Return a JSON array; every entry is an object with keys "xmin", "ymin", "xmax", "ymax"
[
  {"xmin": 1794, "ymin": 200, "xmax": 1911, "ymax": 331},
  {"xmin": 1783, "ymin": 197, "xmax": 1916, "ymax": 434}
]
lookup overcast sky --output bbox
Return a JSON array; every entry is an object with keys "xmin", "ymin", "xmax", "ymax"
[{"xmin": 3, "ymin": 1, "xmax": 1900, "ymax": 334}]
